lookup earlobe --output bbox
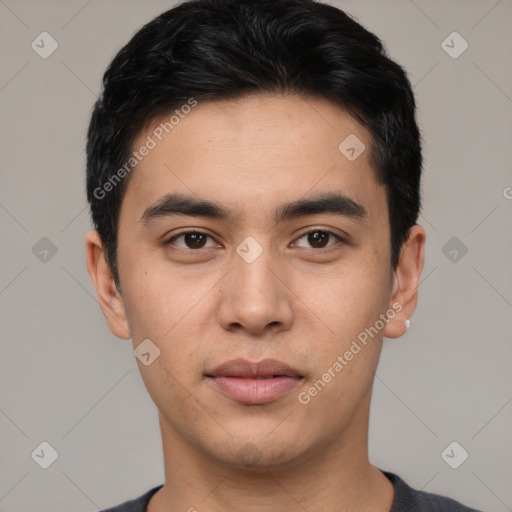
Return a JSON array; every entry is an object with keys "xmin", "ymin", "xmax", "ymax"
[
  {"xmin": 85, "ymin": 230, "xmax": 131, "ymax": 339},
  {"xmin": 383, "ymin": 225, "xmax": 426, "ymax": 339}
]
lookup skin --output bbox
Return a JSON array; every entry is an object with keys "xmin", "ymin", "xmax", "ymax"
[{"xmin": 86, "ymin": 93, "xmax": 425, "ymax": 512}]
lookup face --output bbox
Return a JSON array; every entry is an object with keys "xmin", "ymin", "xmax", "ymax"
[{"xmin": 88, "ymin": 93, "xmax": 421, "ymax": 469}]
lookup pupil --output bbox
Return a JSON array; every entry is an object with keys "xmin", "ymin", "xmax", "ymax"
[
  {"xmin": 309, "ymin": 231, "xmax": 327, "ymax": 248},
  {"xmin": 186, "ymin": 233, "xmax": 206, "ymax": 248}
]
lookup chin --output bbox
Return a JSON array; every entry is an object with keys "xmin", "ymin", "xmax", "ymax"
[{"xmin": 203, "ymin": 431, "xmax": 308, "ymax": 471}]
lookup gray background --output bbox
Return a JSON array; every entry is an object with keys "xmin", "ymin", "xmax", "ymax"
[{"xmin": 1, "ymin": 0, "xmax": 511, "ymax": 510}]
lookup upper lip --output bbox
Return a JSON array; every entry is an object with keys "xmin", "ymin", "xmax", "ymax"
[{"xmin": 206, "ymin": 358, "xmax": 303, "ymax": 378}]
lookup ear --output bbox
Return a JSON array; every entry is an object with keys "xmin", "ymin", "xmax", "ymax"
[
  {"xmin": 383, "ymin": 225, "xmax": 426, "ymax": 339},
  {"xmin": 85, "ymin": 230, "xmax": 131, "ymax": 339}
]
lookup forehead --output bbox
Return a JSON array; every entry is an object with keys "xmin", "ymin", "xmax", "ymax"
[{"xmin": 121, "ymin": 93, "xmax": 385, "ymax": 225}]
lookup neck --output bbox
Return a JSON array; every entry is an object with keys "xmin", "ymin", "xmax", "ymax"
[{"xmin": 148, "ymin": 395, "xmax": 394, "ymax": 512}]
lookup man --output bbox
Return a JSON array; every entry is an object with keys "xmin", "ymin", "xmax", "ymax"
[{"xmin": 85, "ymin": 0, "xmax": 483, "ymax": 510}]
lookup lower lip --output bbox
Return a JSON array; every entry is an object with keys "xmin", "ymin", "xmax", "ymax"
[{"xmin": 207, "ymin": 376, "xmax": 302, "ymax": 404}]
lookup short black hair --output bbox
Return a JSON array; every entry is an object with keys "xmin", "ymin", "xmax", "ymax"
[{"xmin": 86, "ymin": 0, "xmax": 422, "ymax": 288}]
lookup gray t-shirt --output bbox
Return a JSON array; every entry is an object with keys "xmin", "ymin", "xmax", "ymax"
[{"xmin": 97, "ymin": 469, "xmax": 484, "ymax": 511}]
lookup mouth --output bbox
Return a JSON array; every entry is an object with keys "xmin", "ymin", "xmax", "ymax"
[{"xmin": 205, "ymin": 358, "xmax": 304, "ymax": 405}]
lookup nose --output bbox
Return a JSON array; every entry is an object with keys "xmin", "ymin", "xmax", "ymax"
[{"xmin": 216, "ymin": 240, "xmax": 294, "ymax": 336}]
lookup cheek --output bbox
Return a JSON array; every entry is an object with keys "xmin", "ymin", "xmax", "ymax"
[
  {"xmin": 298, "ymin": 262, "xmax": 390, "ymax": 404},
  {"xmin": 297, "ymin": 270, "xmax": 388, "ymax": 424},
  {"xmin": 137, "ymin": 354, "xmax": 211, "ymax": 443},
  {"xmin": 120, "ymin": 259, "xmax": 219, "ymax": 393},
  {"xmin": 311, "ymin": 259, "xmax": 391, "ymax": 338},
  {"xmin": 119, "ymin": 243, "xmax": 197, "ymax": 338}
]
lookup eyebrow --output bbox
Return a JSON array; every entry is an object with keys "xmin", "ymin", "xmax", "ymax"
[{"xmin": 139, "ymin": 191, "xmax": 367, "ymax": 225}]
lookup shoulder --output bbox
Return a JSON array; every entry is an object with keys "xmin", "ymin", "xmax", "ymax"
[
  {"xmin": 382, "ymin": 470, "xmax": 484, "ymax": 512},
  {"xmin": 97, "ymin": 484, "xmax": 163, "ymax": 512}
]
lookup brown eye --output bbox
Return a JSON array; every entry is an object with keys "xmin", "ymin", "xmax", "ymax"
[
  {"xmin": 183, "ymin": 232, "xmax": 207, "ymax": 249},
  {"xmin": 295, "ymin": 229, "xmax": 342, "ymax": 250},
  {"xmin": 307, "ymin": 231, "xmax": 329, "ymax": 248},
  {"xmin": 164, "ymin": 231, "xmax": 217, "ymax": 250}
]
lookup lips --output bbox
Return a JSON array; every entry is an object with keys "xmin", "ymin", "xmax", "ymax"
[
  {"xmin": 206, "ymin": 358, "xmax": 303, "ymax": 404},
  {"xmin": 207, "ymin": 358, "xmax": 303, "ymax": 379}
]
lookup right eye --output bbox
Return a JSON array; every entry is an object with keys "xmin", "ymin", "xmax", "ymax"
[{"xmin": 163, "ymin": 230, "xmax": 220, "ymax": 251}]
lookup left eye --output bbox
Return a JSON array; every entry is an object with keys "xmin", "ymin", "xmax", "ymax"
[{"xmin": 294, "ymin": 230, "xmax": 342, "ymax": 250}]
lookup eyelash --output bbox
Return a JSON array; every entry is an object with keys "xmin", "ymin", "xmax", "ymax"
[{"xmin": 163, "ymin": 228, "xmax": 345, "ymax": 253}]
